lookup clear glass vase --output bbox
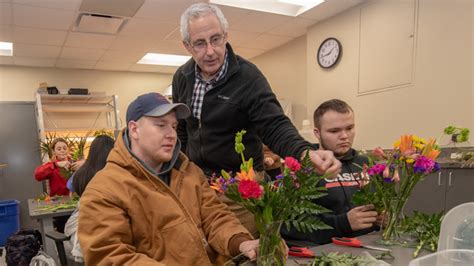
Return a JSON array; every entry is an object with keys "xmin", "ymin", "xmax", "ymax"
[
  {"xmin": 257, "ymin": 221, "xmax": 286, "ymax": 266},
  {"xmin": 382, "ymin": 197, "xmax": 406, "ymax": 243}
]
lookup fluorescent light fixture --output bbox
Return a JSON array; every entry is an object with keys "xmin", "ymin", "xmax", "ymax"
[
  {"xmin": 0, "ymin": 42, "xmax": 13, "ymax": 56},
  {"xmin": 137, "ymin": 53, "xmax": 191, "ymax": 66},
  {"xmin": 210, "ymin": 0, "xmax": 324, "ymax": 17}
]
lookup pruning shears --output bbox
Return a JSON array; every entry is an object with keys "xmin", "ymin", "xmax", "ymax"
[
  {"xmin": 332, "ymin": 237, "xmax": 391, "ymax": 252},
  {"xmin": 288, "ymin": 246, "xmax": 316, "ymax": 258}
]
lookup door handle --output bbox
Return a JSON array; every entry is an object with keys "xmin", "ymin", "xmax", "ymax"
[
  {"xmin": 448, "ymin": 172, "xmax": 453, "ymax": 187},
  {"xmin": 437, "ymin": 172, "xmax": 443, "ymax": 186}
]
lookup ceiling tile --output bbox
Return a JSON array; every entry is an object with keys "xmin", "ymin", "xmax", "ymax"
[
  {"xmin": 299, "ymin": 0, "xmax": 364, "ymax": 20},
  {"xmin": 0, "ymin": 25, "xmax": 13, "ymax": 41},
  {"xmin": 216, "ymin": 5, "xmax": 252, "ymax": 29},
  {"xmin": 13, "ymin": 4, "xmax": 75, "ymax": 30},
  {"xmin": 134, "ymin": 0, "xmax": 190, "ymax": 22},
  {"xmin": 101, "ymin": 49, "xmax": 145, "ymax": 63},
  {"xmin": 129, "ymin": 63, "xmax": 178, "ymax": 73},
  {"xmin": 13, "ymin": 43, "xmax": 61, "ymax": 58},
  {"xmin": 120, "ymin": 18, "xmax": 177, "ymax": 39},
  {"xmin": 230, "ymin": 12, "xmax": 291, "ymax": 33},
  {"xmin": 65, "ymin": 32, "xmax": 116, "ymax": 49},
  {"xmin": 0, "ymin": 3, "xmax": 12, "ymax": 25},
  {"xmin": 227, "ymin": 30, "xmax": 260, "ymax": 47},
  {"xmin": 268, "ymin": 17, "xmax": 318, "ymax": 37},
  {"xmin": 0, "ymin": 56, "xmax": 14, "ymax": 65},
  {"xmin": 56, "ymin": 58, "xmax": 96, "ymax": 69},
  {"xmin": 12, "ymin": 0, "xmax": 81, "ymax": 11},
  {"xmin": 164, "ymin": 27, "xmax": 182, "ymax": 42},
  {"xmin": 150, "ymin": 40, "xmax": 188, "ymax": 55},
  {"xmin": 95, "ymin": 61, "xmax": 133, "ymax": 71},
  {"xmin": 60, "ymin": 47, "xmax": 105, "ymax": 60},
  {"xmin": 109, "ymin": 35, "xmax": 159, "ymax": 52},
  {"xmin": 13, "ymin": 26, "xmax": 67, "ymax": 45},
  {"xmin": 233, "ymin": 47, "xmax": 265, "ymax": 59},
  {"xmin": 14, "ymin": 56, "xmax": 55, "ymax": 67},
  {"xmin": 240, "ymin": 34, "xmax": 293, "ymax": 50}
]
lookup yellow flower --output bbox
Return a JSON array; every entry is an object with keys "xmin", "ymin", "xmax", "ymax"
[{"xmin": 406, "ymin": 158, "xmax": 415, "ymax": 163}]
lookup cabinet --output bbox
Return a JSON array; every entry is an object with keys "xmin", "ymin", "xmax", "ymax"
[
  {"xmin": 405, "ymin": 168, "xmax": 474, "ymax": 215},
  {"xmin": 35, "ymin": 92, "xmax": 120, "ymax": 141}
]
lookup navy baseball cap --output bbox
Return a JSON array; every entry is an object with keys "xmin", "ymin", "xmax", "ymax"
[{"xmin": 126, "ymin": 92, "xmax": 190, "ymax": 123}]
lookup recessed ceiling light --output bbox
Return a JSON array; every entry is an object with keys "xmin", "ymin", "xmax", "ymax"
[
  {"xmin": 210, "ymin": 0, "xmax": 325, "ymax": 17},
  {"xmin": 0, "ymin": 42, "xmax": 13, "ymax": 56},
  {"xmin": 137, "ymin": 53, "xmax": 191, "ymax": 66}
]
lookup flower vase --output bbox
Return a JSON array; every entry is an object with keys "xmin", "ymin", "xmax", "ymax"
[
  {"xmin": 382, "ymin": 198, "xmax": 406, "ymax": 243},
  {"xmin": 257, "ymin": 221, "xmax": 286, "ymax": 266}
]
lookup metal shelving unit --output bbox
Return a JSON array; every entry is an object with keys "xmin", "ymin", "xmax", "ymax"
[{"xmin": 35, "ymin": 92, "xmax": 120, "ymax": 141}]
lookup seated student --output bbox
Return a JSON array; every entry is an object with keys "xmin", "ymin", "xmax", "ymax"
[
  {"xmin": 282, "ymin": 99, "xmax": 378, "ymax": 245},
  {"xmin": 34, "ymin": 138, "xmax": 83, "ymax": 232},
  {"xmin": 63, "ymin": 135, "xmax": 115, "ymax": 263},
  {"xmin": 78, "ymin": 93, "xmax": 260, "ymax": 265}
]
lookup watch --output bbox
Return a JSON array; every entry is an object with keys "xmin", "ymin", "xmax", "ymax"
[{"xmin": 317, "ymin": 37, "xmax": 342, "ymax": 69}]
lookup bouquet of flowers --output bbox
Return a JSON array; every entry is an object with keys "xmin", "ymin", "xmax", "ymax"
[
  {"xmin": 352, "ymin": 135, "xmax": 441, "ymax": 241},
  {"xmin": 210, "ymin": 130, "xmax": 330, "ymax": 265}
]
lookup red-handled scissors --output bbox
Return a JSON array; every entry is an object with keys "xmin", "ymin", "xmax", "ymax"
[
  {"xmin": 288, "ymin": 246, "xmax": 316, "ymax": 258},
  {"xmin": 332, "ymin": 237, "xmax": 391, "ymax": 252}
]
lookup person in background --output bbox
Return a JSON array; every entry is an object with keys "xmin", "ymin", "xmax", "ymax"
[
  {"xmin": 34, "ymin": 138, "xmax": 83, "ymax": 232},
  {"xmin": 78, "ymin": 93, "xmax": 261, "ymax": 265},
  {"xmin": 63, "ymin": 135, "xmax": 115, "ymax": 263},
  {"xmin": 173, "ymin": 2, "xmax": 341, "ymax": 236},
  {"xmin": 263, "ymin": 145, "xmax": 282, "ymax": 179},
  {"xmin": 282, "ymin": 99, "xmax": 378, "ymax": 245}
]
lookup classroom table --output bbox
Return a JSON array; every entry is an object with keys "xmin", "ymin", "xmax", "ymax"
[
  {"xmin": 288, "ymin": 232, "xmax": 432, "ymax": 265},
  {"xmin": 27, "ymin": 197, "xmax": 75, "ymax": 263}
]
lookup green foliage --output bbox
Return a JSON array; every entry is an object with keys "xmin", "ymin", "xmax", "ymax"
[
  {"xmin": 93, "ymin": 129, "xmax": 115, "ymax": 139},
  {"xmin": 311, "ymin": 252, "xmax": 380, "ymax": 266},
  {"xmin": 398, "ymin": 211, "xmax": 443, "ymax": 257},
  {"xmin": 39, "ymin": 132, "xmax": 58, "ymax": 160},
  {"xmin": 443, "ymin": 125, "xmax": 470, "ymax": 144}
]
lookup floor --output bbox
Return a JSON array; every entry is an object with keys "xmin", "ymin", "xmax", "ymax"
[{"xmin": 0, "ymin": 247, "xmax": 6, "ymax": 266}]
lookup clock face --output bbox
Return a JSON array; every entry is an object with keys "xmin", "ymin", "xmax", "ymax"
[{"xmin": 317, "ymin": 38, "xmax": 342, "ymax": 69}]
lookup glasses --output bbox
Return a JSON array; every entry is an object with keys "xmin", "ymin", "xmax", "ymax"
[{"xmin": 189, "ymin": 34, "xmax": 226, "ymax": 52}]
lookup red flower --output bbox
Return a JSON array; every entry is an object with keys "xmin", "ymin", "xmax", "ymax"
[
  {"xmin": 238, "ymin": 179, "xmax": 263, "ymax": 199},
  {"xmin": 284, "ymin": 156, "xmax": 301, "ymax": 172}
]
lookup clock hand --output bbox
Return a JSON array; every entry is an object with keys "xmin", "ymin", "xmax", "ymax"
[{"xmin": 323, "ymin": 47, "xmax": 335, "ymax": 57}]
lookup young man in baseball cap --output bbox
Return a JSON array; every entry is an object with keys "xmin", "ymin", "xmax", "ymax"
[{"xmin": 78, "ymin": 92, "xmax": 259, "ymax": 265}]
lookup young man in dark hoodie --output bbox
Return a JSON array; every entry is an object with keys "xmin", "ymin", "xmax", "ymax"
[{"xmin": 282, "ymin": 99, "xmax": 379, "ymax": 245}]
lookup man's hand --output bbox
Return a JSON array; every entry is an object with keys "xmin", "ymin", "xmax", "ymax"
[
  {"xmin": 376, "ymin": 211, "xmax": 388, "ymax": 228},
  {"xmin": 305, "ymin": 150, "xmax": 341, "ymax": 177},
  {"xmin": 239, "ymin": 239, "xmax": 259, "ymax": 260},
  {"xmin": 347, "ymin": 205, "xmax": 378, "ymax": 231}
]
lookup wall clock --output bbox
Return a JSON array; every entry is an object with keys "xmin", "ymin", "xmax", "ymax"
[{"xmin": 317, "ymin": 37, "xmax": 342, "ymax": 69}]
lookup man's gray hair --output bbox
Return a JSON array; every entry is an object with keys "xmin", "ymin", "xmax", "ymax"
[{"xmin": 180, "ymin": 3, "xmax": 228, "ymax": 43}]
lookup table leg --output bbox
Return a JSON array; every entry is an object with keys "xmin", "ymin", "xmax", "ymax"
[{"xmin": 38, "ymin": 217, "xmax": 59, "ymax": 264}]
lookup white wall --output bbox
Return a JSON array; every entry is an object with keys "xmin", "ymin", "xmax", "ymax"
[
  {"xmin": 252, "ymin": 36, "xmax": 307, "ymax": 128},
  {"xmin": 253, "ymin": 0, "xmax": 473, "ymax": 149},
  {"xmin": 0, "ymin": 65, "xmax": 173, "ymax": 125}
]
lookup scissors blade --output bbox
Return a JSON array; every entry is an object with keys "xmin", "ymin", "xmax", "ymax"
[{"xmin": 362, "ymin": 245, "xmax": 391, "ymax": 252}]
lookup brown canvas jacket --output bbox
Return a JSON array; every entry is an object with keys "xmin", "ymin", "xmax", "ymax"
[{"xmin": 78, "ymin": 130, "xmax": 251, "ymax": 265}]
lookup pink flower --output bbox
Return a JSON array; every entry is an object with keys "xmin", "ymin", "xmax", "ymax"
[
  {"xmin": 238, "ymin": 179, "xmax": 264, "ymax": 199},
  {"xmin": 284, "ymin": 157, "xmax": 301, "ymax": 172},
  {"xmin": 383, "ymin": 166, "xmax": 390, "ymax": 178},
  {"xmin": 367, "ymin": 164, "xmax": 386, "ymax": 176},
  {"xmin": 391, "ymin": 169, "xmax": 400, "ymax": 182},
  {"xmin": 373, "ymin": 147, "xmax": 386, "ymax": 159}
]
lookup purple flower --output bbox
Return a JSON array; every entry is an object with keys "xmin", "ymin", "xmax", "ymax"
[
  {"xmin": 413, "ymin": 156, "xmax": 436, "ymax": 174},
  {"xmin": 384, "ymin": 177, "xmax": 394, "ymax": 183},
  {"xmin": 275, "ymin": 174, "xmax": 284, "ymax": 180}
]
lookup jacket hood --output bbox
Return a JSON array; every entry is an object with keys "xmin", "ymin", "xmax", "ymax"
[
  {"xmin": 338, "ymin": 148, "xmax": 358, "ymax": 163},
  {"xmin": 107, "ymin": 128, "xmax": 186, "ymax": 180}
]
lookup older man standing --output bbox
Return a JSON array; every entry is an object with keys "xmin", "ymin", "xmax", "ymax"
[{"xmin": 173, "ymin": 2, "xmax": 341, "ymax": 236}]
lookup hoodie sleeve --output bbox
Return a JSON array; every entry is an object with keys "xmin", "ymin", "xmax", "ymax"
[{"xmin": 34, "ymin": 162, "xmax": 55, "ymax": 181}]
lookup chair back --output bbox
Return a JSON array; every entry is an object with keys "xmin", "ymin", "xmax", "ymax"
[{"xmin": 438, "ymin": 202, "xmax": 474, "ymax": 251}]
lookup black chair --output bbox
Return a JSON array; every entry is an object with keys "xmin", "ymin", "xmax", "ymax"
[{"xmin": 45, "ymin": 231, "xmax": 70, "ymax": 266}]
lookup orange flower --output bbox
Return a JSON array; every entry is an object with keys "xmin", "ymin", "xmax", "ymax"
[
  {"xmin": 398, "ymin": 135, "xmax": 414, "ymax": 156},
  {"xmin": 422, "ymin": 139, "xmax": 441, "ymax": 160},
  {"xmin": 236, "ymin": 167, "xmax": 255, "ymax": 181}
]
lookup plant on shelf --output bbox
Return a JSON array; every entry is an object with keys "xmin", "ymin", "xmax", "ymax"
[
  {"xmin": 93, "ymin": 129, "xmax": 115, "ymax": 139},
  {"xmin": 210, "ymin": 130, "xmax": 330, "ymax": 265},
  {"xmin": 442, "ymin": 125, "xmax": 470, "ymax": 145},
  {"xmin": 352, "ymin": 135, "xmax": 441, "ymax": 242},
  {"xmin": 39, "ymin": 132, "xmax": 58, "ymax": 160}
]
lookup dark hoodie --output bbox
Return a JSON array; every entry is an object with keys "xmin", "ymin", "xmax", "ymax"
[{"xmin": 282, "ymin": 148, "xmax": 377, "ymax": 245}]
